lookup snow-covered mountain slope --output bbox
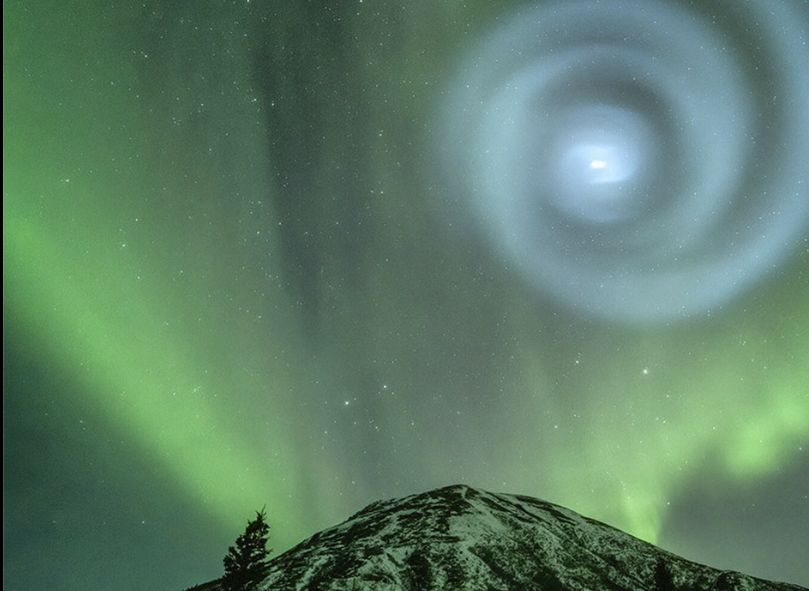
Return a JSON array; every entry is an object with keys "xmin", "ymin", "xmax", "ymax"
[{"xmin": 222, "ymin": 485, "xmax": 807, "ymax": 590}]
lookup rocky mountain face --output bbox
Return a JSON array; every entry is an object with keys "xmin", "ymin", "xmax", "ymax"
[{"xmin": 198, "ymin": 484, "xmax": 806, "ymax": 590}]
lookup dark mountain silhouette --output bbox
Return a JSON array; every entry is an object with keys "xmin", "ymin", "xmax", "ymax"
[{"xmin": 190, "ymin": 485, "xmax": 806, "ymax": 590}]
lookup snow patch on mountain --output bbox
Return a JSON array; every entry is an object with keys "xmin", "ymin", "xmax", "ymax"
[{"xmin": 199, "ymin": 484, "xmax": 804, "ymax": 591}]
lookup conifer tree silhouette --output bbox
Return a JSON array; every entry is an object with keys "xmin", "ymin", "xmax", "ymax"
[{"xmin": 222, "ymin": 508, "xmax": 272, "ymax": 591}]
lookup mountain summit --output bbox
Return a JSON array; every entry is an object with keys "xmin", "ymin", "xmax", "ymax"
[{"xmin": 196, "ymin": 484, "xmax": 805, "ymax": 590}]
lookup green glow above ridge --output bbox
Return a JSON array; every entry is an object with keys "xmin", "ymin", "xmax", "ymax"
[
  {"xmin": 5, "ymin": 205, "xmax": 312, "ymax": 547},
  {"xmin": 4, "ymin": 3, "xmax": 808, "ymax": 589}
]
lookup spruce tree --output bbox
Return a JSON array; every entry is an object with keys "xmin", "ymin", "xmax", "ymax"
[{"xmin": 222, "ymin": 508, "xmax": 272, "ymax": 591}]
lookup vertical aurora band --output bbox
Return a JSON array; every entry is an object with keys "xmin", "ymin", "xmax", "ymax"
[{"xmin": 4, "ymin": 1, "xmax": 809, "ymax": 589}]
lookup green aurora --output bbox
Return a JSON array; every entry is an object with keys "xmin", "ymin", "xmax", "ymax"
[{"xmin": 5, "ymin": 2, "xmax": 809, "ymax": 590}]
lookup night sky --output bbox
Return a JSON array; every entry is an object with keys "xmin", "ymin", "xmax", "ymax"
[{"xmin": 4, "ymin": 2, "xmax": 809, "ymax": 590}]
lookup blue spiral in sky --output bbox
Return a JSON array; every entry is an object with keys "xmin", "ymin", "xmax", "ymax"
[{"xmin": 441, "ymin": 0, "xmax": 809, "ymax": 323}]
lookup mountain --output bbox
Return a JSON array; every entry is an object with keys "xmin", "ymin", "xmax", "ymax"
[{"xmin": 197, "ymin": 484, "xmax": 806, "ymax": 590}]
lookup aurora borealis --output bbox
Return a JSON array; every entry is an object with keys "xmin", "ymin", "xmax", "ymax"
[{"xmin": 4, "ymin": 2, "xmax": 809, "ymax": 590}]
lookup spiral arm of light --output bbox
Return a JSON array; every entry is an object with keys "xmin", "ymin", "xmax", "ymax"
[{"xmin": 441, "ymin": 0, "xmax": 809, "ymax": 323}]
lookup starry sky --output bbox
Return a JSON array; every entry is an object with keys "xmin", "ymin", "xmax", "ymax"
[{"xmin": 4, "ymin": 2, "xmax": 809, "ymax": 590}]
